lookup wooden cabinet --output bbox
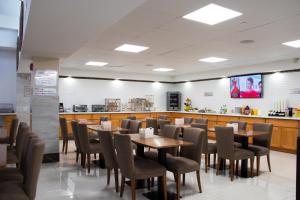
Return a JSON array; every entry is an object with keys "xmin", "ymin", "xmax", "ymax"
[
  {"xmin": 2, "ymin": 115, "xmax": 16, "ymax": 137},
  {"xmin": 271, "ymin": 126, "xmax": 281, "ymax": 148},
  {"xmin": 281, "ymin": 128, "xmax": 298, "ymax": 150}
]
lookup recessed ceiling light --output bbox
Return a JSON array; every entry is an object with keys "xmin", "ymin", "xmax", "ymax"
[
  {"xmin": 199, "ymin": 57, "xmax": 228, "ymax": 63},
  {"xmin": 152, "ymin": 68, "xmax": 174, "ymax": 72},
  {"xmin": 85, "ymin": 61, "xmax": 108, "ymax": 66},
  {"xmin": 282, "ymin": 39, "xmax": 300, "ymax": 48},
  {"xmin": 115, "ymin": 44, "xmax": 149, "ymax": 53},
  {"xmin": 183, "ymin": 3, "xmax": 242, "ymax": 25}
]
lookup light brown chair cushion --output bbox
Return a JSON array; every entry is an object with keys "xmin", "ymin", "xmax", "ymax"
[{"xmin": 166, "ymin": 156, "xmax": 199, "ymax": 174}]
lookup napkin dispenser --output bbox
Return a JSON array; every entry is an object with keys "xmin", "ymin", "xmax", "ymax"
[
  {"xmin": 101, "ymin": 121, "xmax": 112, "ymax": 130},
  {"xmin": 175, "ymin": 118, "xmax": 184, "ymax": 125},
  {"xmin": 140, "ymin": 128, "xmax": 154, "ymax": 138},
  {"xmin": 226, "ymin": 123, "xmax": 238, "ymax": 132}
]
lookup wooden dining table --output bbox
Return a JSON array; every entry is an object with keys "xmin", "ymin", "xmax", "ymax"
[
  {"xmin": 129, "ymin": 134, "xmax": 193, "ymax": 200},
  {"xmin": 208, "ymin": 127, "xmax": 268, "ymax": 177}
]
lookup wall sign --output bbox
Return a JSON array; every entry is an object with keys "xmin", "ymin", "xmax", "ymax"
[{"xmin": 35, "ymin": 70, "xmax": 57, "ymax": 87}]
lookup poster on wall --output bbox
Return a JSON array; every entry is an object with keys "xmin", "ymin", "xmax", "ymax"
[
  {"xmin": 34, "ymin": 70, "xmax": 57, "ymax": 87},
  {"xmin": 34, "ymin": 87, "xmax": 57, "ymax": 96}
]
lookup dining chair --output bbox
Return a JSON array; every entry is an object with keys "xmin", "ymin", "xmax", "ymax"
[
  {"xmin": 114, "ymin": 134, "xmax": 167, "ymax": 200},
  {"xmin": 228, "ymin": 121, "xmax": 247, "ymax": 147},
  {"xmin": 98, "ymin": 131, "xmax": 119, "ymax": 192},
  {"xmin": 247, "ymin": 123, "xmax": 273, "ymax": 175},
  {"xmin": 99, "ymin": 116, "xmax": 109, "ymax": 124},
  {"xmin": 59, "ymin": 117, "xmax": 74, "ymax": 154},
  {"xmin": 191, "ymin": 123, "xmax": 217, "ymax": 173},
  {"xmin": 128, "ymin": 120, "xmax": 142, "ymax": 134},
  {"xmin": 194, "ymin": 118, "xmax": 208, "ymax": 125},
  {"xmin": 78, "ymin": 124, "xmax": 102, "ymax": 173},
  {"xmin": 0, "ymin": 118, "xmax": 19, "ymax": 147},
  {"xmin": 158, "ymin": 119, "xmax": 171, "ymax": 132},
  {"xmin": 127, "ymin": 116, "xmax": 136, "ymax": 120},
  {"xmin": 146, "ymin": 118, "xmax": 158, "ymax": 135},
  {"xmin": 0, "ymin": 136, "xmax": 45, "ymax": 200},
  {"xmin": 215, "ymin": 126, "xmax": 254, "ymax": 181},
  {"xmin": 71, "ymin": 120, "xmax": 82, "ymax": 164},
  {"xmin": 119, "ymin": 119, "xmax": 131, "ymax": 134},
  {"xmin": 184, "ymin": 117, "xmax": 193, "ymax": 125},
  {"xmin": 165, "ymin": 127, "xmax": 205, "ymax": 199}
]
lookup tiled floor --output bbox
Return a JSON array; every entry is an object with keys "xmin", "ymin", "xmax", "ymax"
[{"xmin": 36, "ymin": 141, "xmax": 296, "ymax": 200}]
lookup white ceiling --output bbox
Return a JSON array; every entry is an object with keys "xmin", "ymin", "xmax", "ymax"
[{"xmin": 24, "ymin": 0, "xmax": 300, "ymax": 77}]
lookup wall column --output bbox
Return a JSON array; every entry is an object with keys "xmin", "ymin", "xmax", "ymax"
[{"xmin": 31, "ymin": 57, "xmax": 59, "ymax": 162}]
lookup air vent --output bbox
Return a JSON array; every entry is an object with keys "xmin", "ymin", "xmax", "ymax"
[
  {"xmin": 240, "ymin": 40, "xmax": 255, "ymax": 44},
  {"xmin": 106, "ymin": 65, "xmax": 125, "ymax": 68}
]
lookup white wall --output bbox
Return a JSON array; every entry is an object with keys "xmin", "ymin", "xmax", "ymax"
[
  {"xmin": 0, "ymin": 49, "xmax": 16, "ymax": 107},
  {"xmin": 59, "ymin": 78, "xmax": 175, "ymax": 111},
  {"xmin": 177, "ymin": 72, "xmax": 300, "ymax": 115}
]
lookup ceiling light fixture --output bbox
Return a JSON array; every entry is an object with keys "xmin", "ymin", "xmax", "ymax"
[
  {"xmin": 282, "ymin": 39, "xmax": 300, "ymax": 48},
  {"xmin": 199, "ymin": 57, "xmax": 228, "ymax": 63},
  {"xmin": 152, "ymin": 68, "xmax": 174, "ymax": 72},
  {"xmin": 85, "ymin": 61, "xmax": 108, "ymax": 66},
  {"xmin": 183, "ymin": 3, "xmax": 242, "ymax": 25},
  {"xmin": 115, "ymin": 44, "xmax": 149, "ymax": 53}
]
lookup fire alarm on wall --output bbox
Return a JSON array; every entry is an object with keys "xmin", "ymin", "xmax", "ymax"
[{"xmin": 30, "ymin": 63, "xmax": 34, "ymax": 71}]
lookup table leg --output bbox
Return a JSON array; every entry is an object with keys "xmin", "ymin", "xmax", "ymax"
[{"xmin": 241, "ymin": 137, "xmax": 249, "ymax": 178}]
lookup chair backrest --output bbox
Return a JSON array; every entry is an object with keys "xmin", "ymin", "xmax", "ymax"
[
  {"xmin": 23, "ymin": 137, "xmax": 45, "ymax": 200},
  {"xmin": 195, "ymin": 118, "xmax": 208, "ymax": 125},
  {"xmin": 158, "ymin": 119, "xmax": 171, "ymax": 130},
  {"xmin": 71, "ymin": 120, "xmax": 81, "ymax": 152},
  {"xmin": 146, "ymin": 118, "xmax": 158, "ymax": 135},
  {"xmin": 228, "ymin": 121, "xmax": 247, "ymax": 130},
  {"xmin": 184, "ymin": 117, "xmax": 193, "ymax": 125},
  {"xmin": 215, "ymin": 126, "xmax": 235, "ymax": 160},
  {"xmin": 77, "ymin": 124, "xmax": 90, "ymax": 153},
  {"xmin": 191, "ymin": 123, "xmax": 208, "ymax": 153},
  {"xmin": 161, "ymin": 125, "xmax": 180, "ymax": 155},
  {"xmin": 252, "ymin": 123, "xmax": 273, "ymax": 149},
  {"xmin": 180, "ymin": 127, "xmax": 205, "ymax": 164},
  {"xmin": 114, "ymin": 134, "xmax": 134, "ymax": 178},
  {"xmin": 120, "ymin": 119, "xmax": 131, "ymax": 129},
  {"xmin": 129, "ymin": 120, "xmax": 142, "ymax": 133},
  {"xmin": 99, "ymin": 116, "xmax": 109, "ymax": 124},
  {"xmin": 98, "ymin": 131, "xmax": 118, "ymax": 169},
  {"xmin": 158, "ymin": 115, "xmax": 168, "ymax": 120},
  {"xmin": 59, "ymin": 118, "xmax": 68, "ymax": 140},
  {"xmin": 127, "ymin": 116, "xmax": 136, "ymax": 120},
  {"xmin": 15, "ymin": 122, "xmax": 30, "ymax": 160},
  {"xmin": 9, "ymin": 118, "xmax": 19, "ymax": 146},
  {"xmin": 20, "ymin": 132, "xmax": 38, "ymax": 175}
]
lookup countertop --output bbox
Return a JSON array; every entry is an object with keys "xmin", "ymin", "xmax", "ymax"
[
  {"xmin": 59, "ymin": 111, "xmax": 300, "ymax": 121},
  {"xmin": 0, "ymin": 113, "xmax": 16, "ymax": 116}
]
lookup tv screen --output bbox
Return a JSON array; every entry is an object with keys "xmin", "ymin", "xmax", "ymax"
[{"xmin": 230, "ymin": 74, "xmax": 263, "ymax": 98}]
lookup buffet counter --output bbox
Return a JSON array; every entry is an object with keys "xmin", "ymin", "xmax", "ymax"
[
  {"xmin": 59, "ymin": 111, "xmax": 300, "ymax": 153},
  {"xmin": 0, "ymin": 113, "xmax": 17, "ymax": 138}
]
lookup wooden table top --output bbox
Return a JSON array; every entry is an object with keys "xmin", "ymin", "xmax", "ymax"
[
  {"xmin": 87, "ymin": 125, "xmax": 128, "ymax": 133},
  {"xmin": 78, "ymin": 121, "xmax": 98, "ymax": 125},
  {"xmin": 208, "ymin": 127, "xmax": 268, "ymax": 137},
  {"xmin": 171, "ymin": 124, "xmax": 191, "ymax": 128},
  {"xmin": 128, "ymin": 134, "xmax": 193, "ymax": 149},
  {"xmin": 0, "ymin": 144, "xmax": 7, "ymax": 168}
]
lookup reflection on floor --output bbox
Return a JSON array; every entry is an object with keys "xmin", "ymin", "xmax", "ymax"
[{"xmin": 36, "ymin": 141, "xmax": 296, "ymax": 200}]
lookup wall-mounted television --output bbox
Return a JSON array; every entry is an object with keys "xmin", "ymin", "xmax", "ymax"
[{"xmin": 230, "ymin": 74, "xmax": 263, "ymax": 98}]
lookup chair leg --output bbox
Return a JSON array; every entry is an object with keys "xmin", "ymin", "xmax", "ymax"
[
  {"xmin": 256, "ymin": 156, "xmax": 260, "ymax": 176},
  {"xmin": 76, "ymin": 151, "xmax": 79, "ymax": 163},
  {"xmin": 120, "ymin": 176, "xmax": 125, "ymax": 197},
  {"xmin": 216, "ymin": 158, "xmax": 221, "ymax": 175},
  {"xmin": 147, "ymin": 179, "xmax": 151, "ymax": 190},
  {"xmin": 94, "ymin": 153, "xmax": 96, "ymax": 159},
  {"xmin": 204, "ymin": 153, "xmax": 208, "ymax": 173},
  {"xmin": 235, "ymin": 160, "xmax": 239, "ymax": 176},
  {"xmin": 182, "ymin": 174, "xmax": 185, "ymax": 186},
  {"xmin": 87, "ymin": 154, "xmax": 91, "ymax": 173},
  {"xmin": 267, "ymin": 154, "xmax": 271, "ymax": 172},
  {"xmin": 174, "ymin": 173, "xmax": 181, "ymax": 200},
  {"xmin": 151, "ymin": 177, "xmax": 154, "ymax": 187},
  {"xmin": 130, "ymin": 179, "xmax": 136, "ymax": 200},
  {"xmin": 114, "ymin": 168, "xmax": 119, "ymax": 193},
  {"xmin": 213, "ymin": 153, "xmax": 216, "ymax": 168},
  {"xmin": 208, "ymin": 154, "xmax": 211, "ymax": 167},
  {"xmin": 81, "ymin": 153, "xmax": 86, "ymax": 168},
  {"xmin": 62, "ymin": 140, "xmax": 65, "ymax": 153},
  {"xmin": 162, "ymin": 175, "xmax": 167, "ymax": 200},
  {"xmin": 107, "ymin": 168, "xmax": 111, "ymax": 185},
  {"xmin": 250, "ymin": 157, "xmax": 254, "ymax": 177},
  {"xmin": 196, "ymin": 170, "xmax": 202, "ymax": 193},
  {"xmin": 230, "ymin": 160, "xmax": 234, "ymax": 181},
  {"xmin": 65, "ymin": 139, "xmax": 68, "ymax": 154}
]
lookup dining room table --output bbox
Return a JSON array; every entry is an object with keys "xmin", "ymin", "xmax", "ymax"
[
  {"xmin": 128, "ymin": 133, "xmax": 193, "ymax": 200},
  {"xmin": 208, "ymin": 127, "xmax": 268, "ymax": 177}
]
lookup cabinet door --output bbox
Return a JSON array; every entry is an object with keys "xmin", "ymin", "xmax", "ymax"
[
  {"xmin": 271, "ymin": 126, "xmax": 281, "ymax": 148},
  {"xmin": 280, "ymin": 128, "xmax": 298, "ymax": 151}
]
